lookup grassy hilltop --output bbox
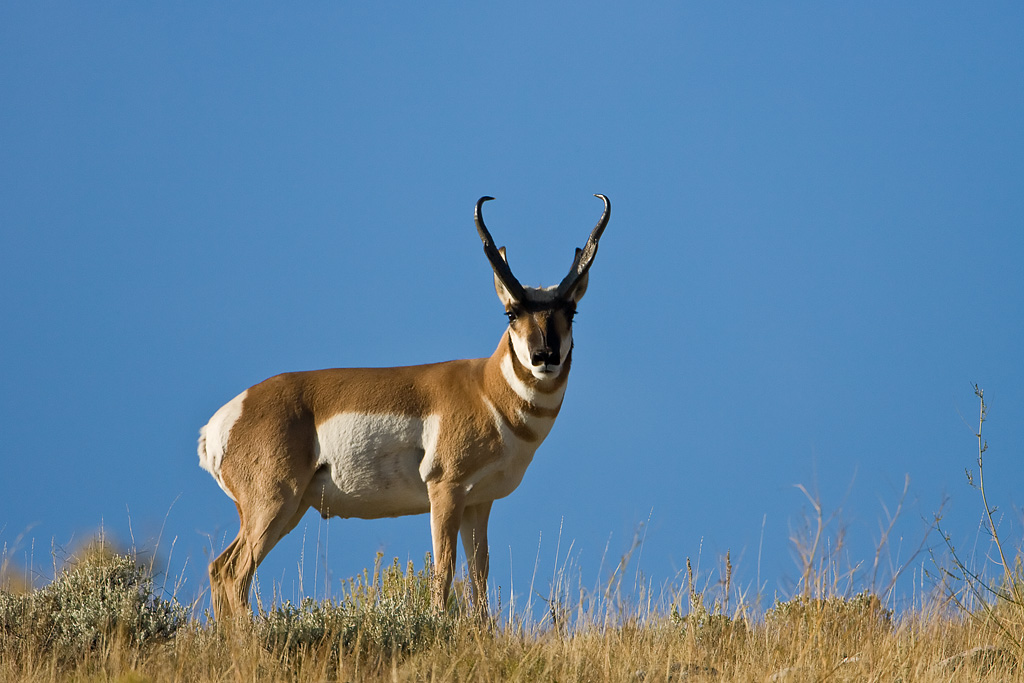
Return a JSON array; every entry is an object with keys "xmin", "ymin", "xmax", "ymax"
[
  {"xmin": 0, "ymin": 545, "xmax": 1021, "ymax": 682},
  {"xmin": 1, "ymin": 391, "xmax": 1020, "ymax": 682}
]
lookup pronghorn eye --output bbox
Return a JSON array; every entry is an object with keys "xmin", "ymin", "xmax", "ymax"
[{"xmin": 505, "ymin": 309, "xmax": 518, "ymax": 323}]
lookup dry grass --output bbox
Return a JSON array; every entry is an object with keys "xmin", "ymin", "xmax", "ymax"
[
  {"xmin": 2, "ymin": 521, "xmax": 1019, "ymax": 682},
  {"xmin": 2, "ymin": 388, "xmax": 1021, "ymax": 682},
  {"xmin": 0, "ymin": 570, "xmax": 1021, "ymax": 683}
]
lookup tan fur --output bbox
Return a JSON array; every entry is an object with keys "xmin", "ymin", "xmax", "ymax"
[
  {"xmin": 200, "ymin": 195, "xmax": 609, "ymax": 620},
  {"xmin": 202, "ymin": 329, "xmax": 572, "ymax": 619}
]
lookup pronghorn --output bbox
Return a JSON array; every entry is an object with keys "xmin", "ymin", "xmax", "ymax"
[{"xmin": 198, "ymin": 194, "xmax": 610, "ymax": 618}]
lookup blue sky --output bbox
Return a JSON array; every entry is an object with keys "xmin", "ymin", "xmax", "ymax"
[{"xmin": 2, "ymin": 4, "xmax": 1022, "ymax": 615}]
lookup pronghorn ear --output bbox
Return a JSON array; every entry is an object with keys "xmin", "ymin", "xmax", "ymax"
[
  {"xmin": 565, "ymin": 247, "xmax": 589, "ymax": 303},
  {"xmin": 493, "ymin": 247, "xmax": 518, "ymax": 306},
  {"xmin": 567, "ymin": 270, "xmax": 589, "ymax": 303}
]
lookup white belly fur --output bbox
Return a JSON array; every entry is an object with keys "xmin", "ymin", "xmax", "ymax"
[
  {"xmin": 310, "ymin": 413, "xmax": 437, "ymax": 519},
  {"xmin": 307, "ymin": 408, "xmax": 557, "ymax": 519}
]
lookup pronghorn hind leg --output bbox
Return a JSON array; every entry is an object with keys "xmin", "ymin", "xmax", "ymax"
[
  {"xmin": 210, "ymin": 438, "xmax": 317, "ymax": 619},
  {"xmin": 460, "ymin": 500, "xmax": 493, "ymax": 620},
  {"xmin": 209, "ymin": 497, "xmax": 312, "ymax": 619},
  {"xmin": 209, "ymin": 533, "xmax": 243, "ymax": 618},
  {"xmin": 208, "ymin": 533, "xmax": 263, "ymax": 619},
  {"xmin": 427, "ymin": 480, "xmax": 466, "ymax": 612}
]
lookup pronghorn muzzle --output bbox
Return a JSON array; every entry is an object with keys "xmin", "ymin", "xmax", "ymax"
[{"xmin": 531, "ymin": 347, "xmax": 560, "ymax": 367}]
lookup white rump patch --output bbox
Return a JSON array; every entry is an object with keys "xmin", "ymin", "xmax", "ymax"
[{"xmin": 197, "ymin": 389, "xmax": 248, "ymax": 501}]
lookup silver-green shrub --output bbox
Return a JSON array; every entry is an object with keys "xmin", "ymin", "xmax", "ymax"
[
  {"xmin": 0, "ymin": 549, "xmax": 188, "ymax": 662},
  {"xmin": 257, "ymin": 555, "xmax": 457, "ymax": 657},
  {"xmin": 765, "ymin": 590, "xmax": 892, "ymax": 655}
]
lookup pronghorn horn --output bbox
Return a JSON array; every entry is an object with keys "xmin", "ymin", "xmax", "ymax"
[
  {"xmin": 556, "ymin": 194, "xmax": 611, "ymax": 298},
  {"xmin": 475, "ymin": 196, "xmax": 527, "ymax": 302}
]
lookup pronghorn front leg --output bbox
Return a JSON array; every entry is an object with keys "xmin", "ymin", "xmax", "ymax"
[
  {"xmin": 460, "ymin": 500, "xmax": 492, "ymax": 620},
  {"xmin": 427, "ymin": 480, "xmax": 466, "ymax": 611}
]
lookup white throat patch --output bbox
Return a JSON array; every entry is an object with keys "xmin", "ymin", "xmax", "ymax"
[{"xmin": 500, "ymin": 350, "xmax": 567, "ymax": 409}]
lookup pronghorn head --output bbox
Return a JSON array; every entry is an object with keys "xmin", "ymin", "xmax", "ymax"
[{"xmin": 475, "ymin": 194, "xmax": 610, "ymax": 382}]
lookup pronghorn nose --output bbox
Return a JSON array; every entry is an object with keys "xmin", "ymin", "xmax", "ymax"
[{"xmin": 531, "ymin": 349, "xmax": 559, "ymax": 366}]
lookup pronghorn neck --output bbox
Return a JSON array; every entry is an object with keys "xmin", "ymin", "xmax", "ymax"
[{"xmin": 483, "ymin": 331, "xmax": 571, "ymax": 418}]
